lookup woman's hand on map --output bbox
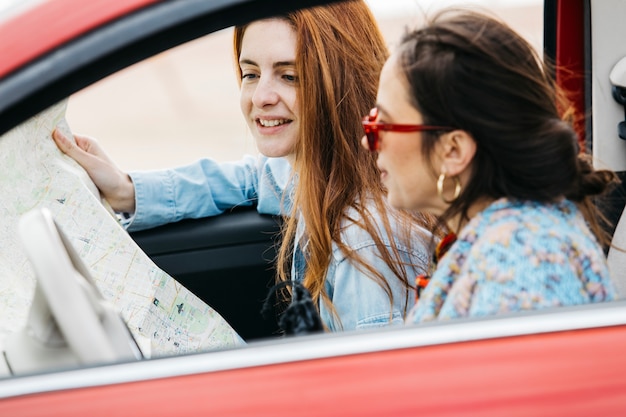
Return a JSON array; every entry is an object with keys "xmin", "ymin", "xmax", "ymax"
[{"xmin": 52, "ymin": 129, "xmax": 136, "ymax": 213}]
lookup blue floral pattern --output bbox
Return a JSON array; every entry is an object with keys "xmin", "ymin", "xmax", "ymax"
[{"xmin": 408, "ymin": 198, "xmax": 615, "ymax": 323}]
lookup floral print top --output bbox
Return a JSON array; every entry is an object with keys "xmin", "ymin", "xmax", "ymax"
[{"xmin": 407, "ymin": 198, "xmax": 615, "ymax": 323}]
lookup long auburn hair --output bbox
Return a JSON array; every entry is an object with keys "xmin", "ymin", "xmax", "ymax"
[{"xmin": 234, "ymin": 1, "xmax": 438, "ymax": 324}]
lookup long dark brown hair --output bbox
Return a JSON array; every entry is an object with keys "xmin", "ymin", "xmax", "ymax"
[{"xmin": 397, "ymin": 9, "xmax": 618, "ymax": 245}]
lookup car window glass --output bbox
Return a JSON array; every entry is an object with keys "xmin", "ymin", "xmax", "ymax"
[{"xmin": 0, "ymin": 0, "xmax": 544, "ymax": 380}]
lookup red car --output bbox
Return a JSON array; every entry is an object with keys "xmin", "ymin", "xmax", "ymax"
[{"xmin": 0, "ymin": 0, "xmax": 625, "ymax": 415}]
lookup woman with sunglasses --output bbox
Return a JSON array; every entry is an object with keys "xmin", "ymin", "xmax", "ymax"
[
  {"xmin": 362, "ymin": 9, "xmax": 617, "ymax": 323},
  {"xmin": 53, "ymin": 0, "xmax": 437, "ymax": 333}
]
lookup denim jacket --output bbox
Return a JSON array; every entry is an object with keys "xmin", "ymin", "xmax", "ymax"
[{"xmin": 127, "ymin": 156, "xmax": 431, "ymax": 331}]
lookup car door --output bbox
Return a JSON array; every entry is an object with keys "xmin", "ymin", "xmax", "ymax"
[{"xmin": 2, "ymin": 1, "xmax": 626, "ymax": 416}]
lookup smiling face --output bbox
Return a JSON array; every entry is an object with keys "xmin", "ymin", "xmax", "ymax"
[
  {"xmin": 238, "ymin": 19, "xmax": 299, "ymax": 162},
  {"xmin": 368, "ymin": 55, "xmax": 443, "ymax": 214}
]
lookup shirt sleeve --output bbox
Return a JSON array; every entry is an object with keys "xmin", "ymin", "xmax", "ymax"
[{"xmin": 124, "ymin": 155, "xmax": 293, "ymax": 232}]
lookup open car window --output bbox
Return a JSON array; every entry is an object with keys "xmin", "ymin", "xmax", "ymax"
[
  {"xmin": 1, "ymin": 0, "xmax": 547, "ymax": 360},
  {"xmin": 0, "ymin": 0, "xmax": 546, "ymax": 371}
]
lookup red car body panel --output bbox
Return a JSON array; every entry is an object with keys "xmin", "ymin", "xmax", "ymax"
[
  {"xmin": 2, "ymin": 324, "xmax": 625, "ymax": 416},
  {"xmin": 0, "ymin": 0, "xmax": 160, "ymax": 78}
]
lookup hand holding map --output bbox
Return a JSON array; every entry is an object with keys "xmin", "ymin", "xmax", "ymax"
[{"xmin": 0, "ymin": 100, "xmax": 244, "ymax": 359}]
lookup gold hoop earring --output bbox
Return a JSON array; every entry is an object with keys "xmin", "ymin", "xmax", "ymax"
[{"xmin": 437, "ymin": 173, "xmax": 461, "ymax": 204}]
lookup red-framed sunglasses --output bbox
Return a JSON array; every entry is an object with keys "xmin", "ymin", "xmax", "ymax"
[{"xmin": 362, "ymin": 108, "xmax": 454, "ymax": 151}]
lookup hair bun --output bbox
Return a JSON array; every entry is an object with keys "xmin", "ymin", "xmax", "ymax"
[{"xmin": 567, "ymin": 154, "xmax": 619, "ymax": 201}]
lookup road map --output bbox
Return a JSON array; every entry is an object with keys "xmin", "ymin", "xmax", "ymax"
[{"xmin": 0, "ymin": 100, "xmax": 244, "ymax": 357}]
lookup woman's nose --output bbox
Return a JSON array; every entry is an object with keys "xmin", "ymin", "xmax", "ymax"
[{"xmin": 252, "ymin": 77, "xmax": 279, "ymax": 108}]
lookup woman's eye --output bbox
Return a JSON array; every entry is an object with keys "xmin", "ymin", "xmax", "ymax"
[
  {"xmin": 241, "ymin": 73, "xmax": 258, "ymax": 81},
  {"xmin": 283, "ymin": 74, "xmax": 298, "ymax": 83}
]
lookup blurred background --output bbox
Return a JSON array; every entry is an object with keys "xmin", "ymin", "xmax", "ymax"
[{"xmin": 65, "ymin": 0, "xmax": 543, "ymax": 171}]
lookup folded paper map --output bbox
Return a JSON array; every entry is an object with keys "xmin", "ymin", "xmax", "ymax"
[{"xmin": 0, "ymin": 100, "xmax": 244, "ymax": 357}]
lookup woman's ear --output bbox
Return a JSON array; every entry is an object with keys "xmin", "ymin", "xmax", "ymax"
[{"xmin": 439, "ymin": 130, "xmax": 476, "ymax": 177}]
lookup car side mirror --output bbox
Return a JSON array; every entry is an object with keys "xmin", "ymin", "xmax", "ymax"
[{"xmin": 610, "ymin": 56, "xmax": 626, "ymax": 140}]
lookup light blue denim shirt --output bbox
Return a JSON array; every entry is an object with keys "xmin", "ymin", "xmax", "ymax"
[
  {"xmin": 319, "ymin": 205, "xmax": 430, "ymax": 331},
  {"xmin": 127, "ymin": 155, "xmax": 291, "ymax": 230},
  {"xmin": 127, "ymin": 156, "xmax": 431, "ymax": 331}
]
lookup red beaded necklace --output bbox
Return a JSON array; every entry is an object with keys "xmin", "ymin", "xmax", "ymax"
[{"xmin": 415, "ymin": 232, "xmax": 457, "ymax": 300}]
